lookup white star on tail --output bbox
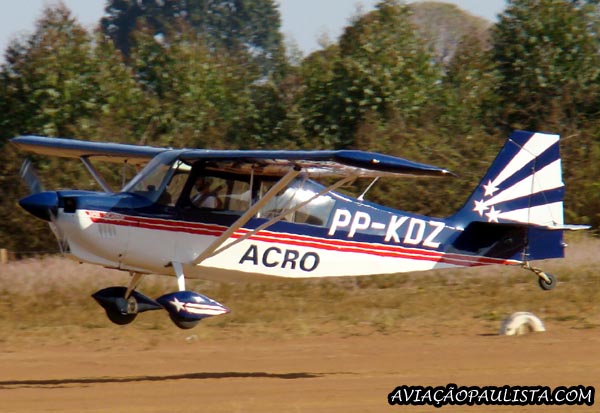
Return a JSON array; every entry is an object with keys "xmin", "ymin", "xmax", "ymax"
[
  {"xmin": 483, "ymin": 180, "xmax": 499, "ymax": 197},
  {"xmin": 485, "ymin": 206, "xmax": 501, "ymax": 223},
  {"xmin": 473, "ymin": 199, "xmax": 488, "ymax": 216}
]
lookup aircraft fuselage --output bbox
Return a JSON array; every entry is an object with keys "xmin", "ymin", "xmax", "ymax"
[{"xmin": 21, "ymin": 187, "xmax": 529, "ymax": 282}]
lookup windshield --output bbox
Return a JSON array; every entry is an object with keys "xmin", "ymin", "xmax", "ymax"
[{"xmin": 122, "ymin": 152, "xmax": 182, "ymax": 202}]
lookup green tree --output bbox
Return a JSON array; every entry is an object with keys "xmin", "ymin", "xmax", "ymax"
[
  {"xmin": 492, "ymin": 0, "xmax": 600, "ymax": 230},
  {"xmin": 78, "ymin": 32, "xmax": 154, "ymax": 145},
  {"xmin": 102, "ymin": 0, "xmax": 285, "ymax": 76},
  {"xmin": 492, "ymin": 0, "xmax": 600, "ymax": 131},
  {"xmin": 0, "ymin": 5, "xmax": 150, "ymax": 252},
  {"xmin": 410, "ymin": 1, "xmax": 491, "ymax": 66},
  {"xmin": 1, "ymin": 6, "xmax": 97, "ymax": 138},
  {"xmin": 0, "ymin": 5, "xmax": 95, "ymax": 252},
  {"xmin": 128, "ymin": 27, "xmax": 260, "ymax": 149},
  {"xmin": 299, "ymin": 0, "xmax": 441, "ymax": 149},
  {"xmin": 438, "ymin": 35, "xmax": 500, "ymax": 136}
]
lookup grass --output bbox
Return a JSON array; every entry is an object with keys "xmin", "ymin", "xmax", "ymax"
[{"xmin": 1, "ymin": 233, "xmax": 599, "ymax": 344}]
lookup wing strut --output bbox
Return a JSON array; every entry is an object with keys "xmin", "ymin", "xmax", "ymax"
[
  {"xmin": 80, "ymin": 156, "xmax": 113, "ymax": 193},
  {"xmin": 191, "ymin": 167, "xmax": 302, "ymax": 265}
]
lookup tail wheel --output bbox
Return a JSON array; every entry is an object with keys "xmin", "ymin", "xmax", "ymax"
[
  {"xmin": 522, "ymin": 264, "xmax": 558, "ymax": 291},
  {"xmin": 538, "ymin": 273, "xmax": 557, "ymax": 291}
]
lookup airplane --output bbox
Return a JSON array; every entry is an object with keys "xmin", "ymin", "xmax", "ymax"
[{"xmin": 10, "ymin": 130, "xmax": 587, "ymax": 329}]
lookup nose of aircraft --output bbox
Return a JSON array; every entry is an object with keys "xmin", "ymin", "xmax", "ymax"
[{"xmin": 19, "ymin": 191, "xmax": 59, "ymax": 221}]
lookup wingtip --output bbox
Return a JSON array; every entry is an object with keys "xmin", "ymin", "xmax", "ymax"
[{"xmin": 442, "ymin": 169, "xmax": 458, "ymax": 177}]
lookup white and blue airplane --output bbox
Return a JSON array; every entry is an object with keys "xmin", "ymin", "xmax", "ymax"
[{"xmin": 11, "ymin": 130, "xmax": 586, "ymax": 329}]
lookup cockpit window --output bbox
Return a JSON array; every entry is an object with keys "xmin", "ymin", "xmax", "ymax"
[
  {"xmin": 127, "ymin": 155, "xmax": 335, "ymax": 226},
  {"xmin": 189, "ymin": 174, "xmax": 250, "ymax": 211},
  {"xmin": 190, "ymin": 176, "xmax": 223, "ymax": 208},
  {"xmin": 161, "ymin": 162, "xmax": 190, "ymax": 205},
  {"xmin": 122, "ymin": 152, "xmax": 185, "ymax": 203}
]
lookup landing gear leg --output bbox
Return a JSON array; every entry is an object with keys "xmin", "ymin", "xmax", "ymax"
[
  {"xmin": 118, "ymin": 272, "xmax": 145, "ymax": 318},
  {"xmin": 125, "ymin": 272, "xmax": 144, "ymax": 299},
  {"xmin": 522, "ymin": 262, "xmax": 557, "ymax": 291},
  {"xmin": 172, "ymin": 262, "xmax": 186, "ymax": 291}
]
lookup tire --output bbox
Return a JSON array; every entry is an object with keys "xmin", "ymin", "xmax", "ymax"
[
  {"xmin": 169, "ymin": 314, "xmax": 201, "ymax": 330},
  {"xmin": 104, "ymin": 296, "xmax": 138, "ymax": 325},
  {"xmin": 105, "ymin": 309, "xmax": 137, "ymax": 325},
  {"xmin": 538, "ymin": 273, "xmax": 557, "ymax": 291}
]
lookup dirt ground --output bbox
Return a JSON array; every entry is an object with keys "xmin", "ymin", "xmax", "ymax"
[
  {"xmin": 2, "ymin": 236, "xmax": 600, "ymax": 413},
  {"xmin": 0, "ymin": 325, "xmax": 598, "ymax": 413}
]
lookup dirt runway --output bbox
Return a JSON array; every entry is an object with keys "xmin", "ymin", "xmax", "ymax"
[{"xmin": 1, "ymin": 326, "xmax": 598, "ymax": 413}]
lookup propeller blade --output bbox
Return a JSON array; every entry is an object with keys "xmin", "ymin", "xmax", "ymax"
[
  {"xmin": 19, "ymin": 159, "xmax": 44, "ymax": 194},
  {"xmin": 17, "ymin": 160, "xmax": 69, "ymax": 253}
]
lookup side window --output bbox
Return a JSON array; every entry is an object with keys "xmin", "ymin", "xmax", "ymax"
[
  {"xmin": 258, "ymin": 179, "xmax": 335, "ymax": 226},
  {"xmin": 190, "ymin": 176, "xmax": 226, "ymax": 209},
  {"xmin": 189, "ymin": 174, "xmax": 250, "ymax": 212},
  {"xmin": 258, "ymin": 181, "xmax": 295, "ymax": 220},
  {"xmin": 223, "ymin": 180, "xmax": 251, "ymax": 211}
]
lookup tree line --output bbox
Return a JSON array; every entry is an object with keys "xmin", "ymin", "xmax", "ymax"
[{"xmin": 1, "ymin": 0, "xmax": 599, "ymax": 253}]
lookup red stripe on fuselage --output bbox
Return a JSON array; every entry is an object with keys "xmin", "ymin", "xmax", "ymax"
[{"xmin": 83, "ymin": 210, "xmax": 518, "ymax": 267}]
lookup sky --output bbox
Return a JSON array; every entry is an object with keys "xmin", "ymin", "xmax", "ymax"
[{"xmin": 0, "ymin": 0, "xmax": 507, "ymax": 59}]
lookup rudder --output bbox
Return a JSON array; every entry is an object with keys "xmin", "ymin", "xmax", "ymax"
[{"xmin": 451, "ymin": 130, "xmax": 565, "ymax": 229}]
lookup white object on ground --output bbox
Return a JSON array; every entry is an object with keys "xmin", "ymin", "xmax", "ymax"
[{"xmin": 500, "ymin": 312, "xmax": 546, "ymax": 336}]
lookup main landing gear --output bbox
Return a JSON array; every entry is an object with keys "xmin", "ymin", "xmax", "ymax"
[
  {"xmin": 92, "ymin": 267, "xmax": 229, "ymax": 329},
  {"xmin": 522, "ymin": 263, "xmax": 557, "ymax": 291},
  {"xmin": 92, "ymin": 286, "xmax": 163, "ymax": 325}
]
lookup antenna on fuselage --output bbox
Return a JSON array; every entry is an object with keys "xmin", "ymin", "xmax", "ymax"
[{"xmin": 358, "ymin": 177, "xmax": 379, "ymax": 201}]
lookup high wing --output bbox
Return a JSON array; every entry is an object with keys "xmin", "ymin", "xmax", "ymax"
[
  {"xmin": 177, "ymin": 149, "xmax": 454, "ymax": 178},
  {"xmin": 11, "ymin": 135, "xmax": 166, "ymax": 166},
  {"xmin": 11, "ymin": 135, "xmax": 454, "ymax": 179}
]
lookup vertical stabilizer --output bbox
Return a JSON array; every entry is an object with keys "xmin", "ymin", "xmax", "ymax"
[{"xmin": 451, "ymin": 131, "xmax": 564, "ymax": 229}]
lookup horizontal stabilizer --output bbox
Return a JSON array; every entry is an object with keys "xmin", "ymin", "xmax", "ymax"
[{"xmin": 544, "ymin": 224, "xmax": 591, "ymax": 231}]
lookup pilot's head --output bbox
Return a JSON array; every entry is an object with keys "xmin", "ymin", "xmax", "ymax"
[{"xmin": 195, "ymin": 176, "xmax": 210, "ymax": 191}]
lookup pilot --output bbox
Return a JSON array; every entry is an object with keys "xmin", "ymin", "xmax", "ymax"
[{"xmin": 191, "ymin": 176, "xmax": 220, "ymax": 208}]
